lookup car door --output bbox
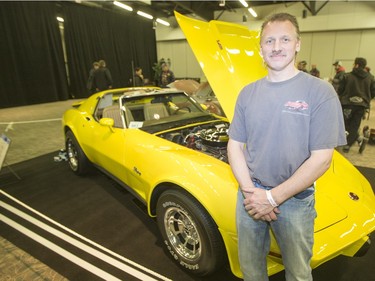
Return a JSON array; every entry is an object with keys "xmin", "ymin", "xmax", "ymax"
[{"xmin": 89, "ymin": 95, "xmax": 128, "ymax": 183}]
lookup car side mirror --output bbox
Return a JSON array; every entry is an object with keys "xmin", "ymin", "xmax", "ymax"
[{"xmin": 100, "ymin": 118, "xmax": 115, "ymax": 132}]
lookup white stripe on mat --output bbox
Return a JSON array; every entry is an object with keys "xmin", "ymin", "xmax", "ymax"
[{"xmin": 1, "ymin": 190, "xmax": 172, "ymax": 281}]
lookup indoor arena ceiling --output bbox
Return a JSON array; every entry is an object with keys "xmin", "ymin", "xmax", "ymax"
[
  {"xmin": 79, "ymin": 1, "xmax": 330, "ymax": 22},
  {"xmin": 79, "ymin": 1, "xmax": 290, "ymax": 21},
  {"xmin": 140, "ymin": 0, "xmax": 285, "ymax": 21}
]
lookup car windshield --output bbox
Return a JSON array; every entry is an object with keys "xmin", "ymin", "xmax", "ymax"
[{"xmin": 120, "ymin": 91, "xmax": 214, "ymax": 131}]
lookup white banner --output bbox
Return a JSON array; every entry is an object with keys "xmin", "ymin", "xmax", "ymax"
[{"xmin": 0, "ymin": 134, "xmax": 11, "ymax": 171}]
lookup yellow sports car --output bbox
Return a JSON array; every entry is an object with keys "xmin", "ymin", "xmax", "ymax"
[{"xmin": 62, "ymin": 13, "xmax": 375, "ymax": 279}]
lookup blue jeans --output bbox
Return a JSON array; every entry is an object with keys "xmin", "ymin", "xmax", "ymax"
[{"xmin": 236, "ymin": 182, "xmax": 316, "ymax": 281}]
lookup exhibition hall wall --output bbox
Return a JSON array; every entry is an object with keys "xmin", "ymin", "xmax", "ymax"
[{"xmin": 156, "ymin": 1, "xmax": 375, "ymax": 82}]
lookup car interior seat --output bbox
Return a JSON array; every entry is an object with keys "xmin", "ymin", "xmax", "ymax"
[
  {"xmin": 143, "ymin": 103, "xmax": 169, "ymax": 120},
  {"xmin": 124, "ymin": 108, "xmax": 134, "ymax": 126},
  {"xmin": 102, "ymin": 105, "xmax": 124, "ymax": 128}
]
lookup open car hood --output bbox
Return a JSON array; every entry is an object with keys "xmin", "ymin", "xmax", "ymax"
[{"xmin": 175, "ymin": 11, "xmax": 267, "ymax": 121}]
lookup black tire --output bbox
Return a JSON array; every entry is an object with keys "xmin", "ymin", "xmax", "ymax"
[
  {"xmin": 156, "ymin": 189, "xmax": 226, "ymax": 276},
  {"xmin": 65, "ymin": 130, "xmax": 91, "ymax": 175}
]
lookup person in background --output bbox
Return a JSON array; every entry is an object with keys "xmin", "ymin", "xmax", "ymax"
[
  {"xmin": 227, "ymin": 13, "xmax": 346, "ymax": 281},
  {"xmin": 309, "ymin": 64, "xmax": 320, "ymax": 78},
  {"xmin": 331, "ymin": 60, "xmax": 346, "ymax": 93},
  {"xmin": 363, "ymin": 66, "xmax": 374, "ymax": 123},
  {"xmin": 159, "ymin": 63, "xmax": 175, "ymax": 87},
  {"xmin": 93, "ymin": 60, "xmax": 113, "ymax": 92},
  {"xmin": 338, "ymin": 57, "xmax": 375, "ymax": 153},
  {"xmin": 365, "ymin": 66, "xmax": 374, "ymax": 78},
  {"xmin": 297, "ymin": 60, "xmax": 308, "ymax": 72},
  {"xmin": 86, "ymin": 61, "xmax": 99, "ymax": 94},
  {"xmin": 133, "ymin": 67, "xmax": 144, "ymax": 86}
]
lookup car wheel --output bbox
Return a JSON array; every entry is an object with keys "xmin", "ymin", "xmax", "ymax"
[
  {"xmin": 65, "ymin": 130, "xmax": 90, "ymax": 175},
  {"xmin": 156, "ymin": 189, "xmax": 226, "ymax": 276}
]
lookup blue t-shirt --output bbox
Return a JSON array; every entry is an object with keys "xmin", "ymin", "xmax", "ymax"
[{"xmin": 228, "ymin": 71, "xmax": 347, "ymax": 187}]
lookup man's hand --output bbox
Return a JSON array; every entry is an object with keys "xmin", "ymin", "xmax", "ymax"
[{"xmin": 243, "ymin": 188, "xmax": 280, "ymax": 221}]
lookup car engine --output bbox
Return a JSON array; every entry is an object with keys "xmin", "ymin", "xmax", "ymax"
[{"xmin": 158, "ymin": 121, "xmax": 229, "ymax": 162}]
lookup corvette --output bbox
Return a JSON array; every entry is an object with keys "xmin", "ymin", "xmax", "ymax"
[{"xmin": 62, "ymin": 13, "xmax": 375, "ymax": 279}]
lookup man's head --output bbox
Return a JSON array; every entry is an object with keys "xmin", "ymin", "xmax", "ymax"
[
  {"xmin": 297, "ymin": 61, "xmax": 307, "ymax": 70},
  {"xmin": 135, "ymin": 67, "xmax": 142, "ymax": 74},
  {"xmin": 259, "ymin": 13, "xmax": 301, "ymax": 73},
  {"xmin": 333, "ymin": 60, "xmax": 342, "ymax": 67},
  {"xmin": 162, "ymin": 63, "xmax": 169, "ymax": 71},
  {"xmin": 332, "ymin": 60, "xmax": 342, "ymax": 70},
  {"xmin": 354, "ymin": 57, "xmax": 367, "ymax": 69},
  {"xmin": 99, "ymin": 60, "xmax": 106, "ymax": 68}
]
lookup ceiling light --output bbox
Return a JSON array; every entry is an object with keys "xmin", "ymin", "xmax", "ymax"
[
  {"xmin": 156, "ymin": 18, "xmax": 170, "ymax": 27},
  {"xmin": 113, "ymin": 1, "xmax": 133, "ymax": 12},
  {"xmin": 56, "ymin": 17, "xmax": 64, "ymax": 22},
  {"xmin": 238, "ymin": 0, "xmax": 248, "ymax": 8},
  {"xmin": 137, "ymin": 10, "xmax": 153, "ymax": 20},
  {"xmin": 137, "ymin": 0, "xmax": 151, "ymax": 4},
  {"xmin": 248, "ymin": 7, "xmax": 257, "ymax": 18}
]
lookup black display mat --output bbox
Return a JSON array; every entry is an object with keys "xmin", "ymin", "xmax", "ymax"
[{"xmin": 1, "ymin": 152, "xmax": 374, "ymax": 281}]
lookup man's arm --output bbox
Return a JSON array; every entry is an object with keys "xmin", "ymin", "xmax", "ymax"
[
  {"xmin": 227, "ymin": 139, "xmax": 254, "ymax": 193},
  {"xmin": 105, "ymin": 69, "xmax": 113, "ymax": 88},
  {"xmin": 273, "ymin": 148, "xmax": 333, "ymax": 203},
  {"xmin": 370, "ymin": 77, "xmax": 375, "ymax": 99},
  {"xmin": 337, "ymin": 73, "xmax": 347, "ymax": 97},
  {"xmin": 227, "ymin": 139, "xmax": 279, "ymax": 221},
  {"xmin": 246, "ymin": 149, "xmax": 333, "ymax": 220}
]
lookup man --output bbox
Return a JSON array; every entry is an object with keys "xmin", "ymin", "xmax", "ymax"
[
  {"xmin": 309, "ymin": 64, "xmax": 320, "ymax": 78},
  {"xmin": 86, "ymin": 61, "xmax": 99, "ymax": 94},
  {"xmin": 158, "ymin": 63, "xmax": 175, "ymax": 87},
  {"xmin": 331, "ymin": 60, "xmax": 346, "ymax": 93},
  {"xmin": 93, "ymin": 60, "xmax": 113, "ymax": 92},
  {"xmin": 297, "ymin": 60, "xmax": 307, "ymax": 72},
  {"xmin": 338, "ymin": 57, "xmax": 375, "ymax": 153},
  {"xmin": 365, "ymin": 66, "xmax": 373, "ymax": 77},
  {"xmin": 227, "ymin": 13, "xmax": 346, "ymax": 281},
  {"xmin": 133, "ymin": 67, "xmax": 144, "ymax": 86}
]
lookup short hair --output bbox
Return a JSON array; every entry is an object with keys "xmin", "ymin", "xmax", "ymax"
[
  {"xmin": 260, "ymin": 13, "xmax": 300, "ymax": 39},
  {"xmin": 135, "ymin": 67, "xmax": 142, "ymax": 72},
  {"xmin": 333, "ymin": 60, "xmax": 342, "ymax": 66},
  {"xmin": 98, "ymin": 60, "xmax": 106, "ymax": 67},
  {"xmin": 354, "ymin": 57, "xmax": 367, "ymax": 69},
  {"xmin": 93, "ymin": 62, "xmax": 99, "ymax": 67}
]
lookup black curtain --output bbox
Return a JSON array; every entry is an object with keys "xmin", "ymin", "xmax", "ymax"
[
  {"xmin": 0, "ymin": 2, "xmax": 69, "ymax": 108},
  {"xmin": 0, "ymin": 2, "xmax": 158, "ymax": 107},
  {"xmin": 63, "ymin": 3, "xmax": 157, "ymax": 98}
]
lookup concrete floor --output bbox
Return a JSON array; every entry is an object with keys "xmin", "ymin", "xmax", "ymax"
[
  {"xmin": 0, "ymin": 99, "xmax": 81, "ymax": 166},
  {"xmin": 1, "ymin": 98, "xmax": 374, "ymax": 280}
]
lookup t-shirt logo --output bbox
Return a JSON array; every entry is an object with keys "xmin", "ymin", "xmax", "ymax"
[{"xmin": 283, "ymin": 100, "xmax": 309, "ymax": 115}]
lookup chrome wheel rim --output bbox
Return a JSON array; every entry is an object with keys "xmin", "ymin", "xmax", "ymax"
[
  {"xmin": 164, "ymin": 207, "xmax": 201, "ymax": 261},
  {"xmin": 66, "ymin": 139, "xmax": 78, "ymax": 171}
]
